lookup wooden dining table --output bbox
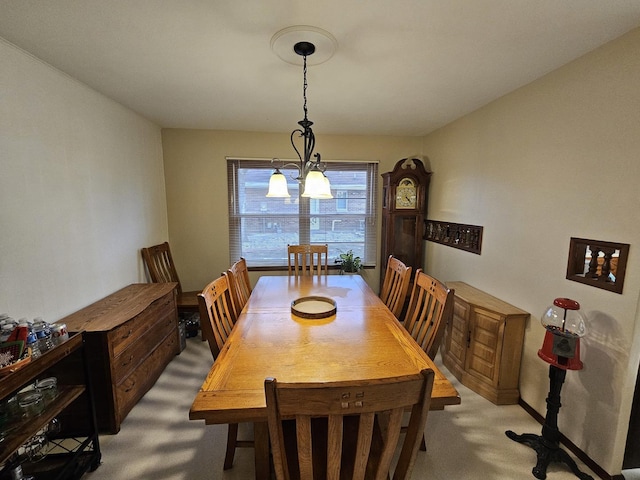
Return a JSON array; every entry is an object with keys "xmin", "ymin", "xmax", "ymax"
[{"xmin": 189, "ymin": 274, "xmax": 461, "ymax": 479}]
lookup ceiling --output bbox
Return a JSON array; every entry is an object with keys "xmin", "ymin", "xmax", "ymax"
[{"xmin": 1, "ymin": 1, "xmax": 640, "ymax": 136}]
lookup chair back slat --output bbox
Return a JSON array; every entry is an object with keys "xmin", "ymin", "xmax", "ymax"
[
  {"xmin": 141, "ymin": 242, "xmax": 183, "ymax": 295},
  {"xmin": 265, "ymin": 370, "xmax": 435, "ymax": 480},
  {"xmin": 287, "ymin": 244, "xmax": 328, "ymax": 277},
  {"xmin": 198, "ymin": 274, "xmax": 238, "ymax": 359},
  {"xmin": 379, "ymin": 255, "xmax": 412, "ymax": 318},
  {"xmin": 402, "ymin": 270, "xmax": 455, "ymax": 359},
  {"xmin": 227, "ymin": 257, "xmax": 252, "ymax": 316}
]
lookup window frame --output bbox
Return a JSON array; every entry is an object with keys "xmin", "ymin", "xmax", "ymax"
[{"xmin": 227, "ymin": 158, "xmax": 378, "ymax": 269}]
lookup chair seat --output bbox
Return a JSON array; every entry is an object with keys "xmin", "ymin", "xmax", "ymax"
[{"xmin": 178, "ymin": 290, "xmax": 200, "ymax": 311}]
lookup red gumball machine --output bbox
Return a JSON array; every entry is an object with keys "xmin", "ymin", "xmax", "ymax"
[
  {"xmin": 506, "ymin": 298, "xmax": 592, "ymax": 480},
  {"xmin": 538, "ymin": 298, "xmax": 586, "ymax": 371}
]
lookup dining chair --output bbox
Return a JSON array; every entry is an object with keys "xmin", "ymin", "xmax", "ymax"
[
  {"xmin": 226, "ymin": 257, "xmax": 252, "ymax": 317},
  {"xmin": 198, "ymin": 274, "xmax": 252, "ymax": 470},
  {"xmin": 379, "ymin": 255, "xmax": 413, "ymax": 319},
  {"xmin": 198, "ymin": 274, "xmax": 238, "ymax": 358},
  {"xmin": 141, "ymin": 241, "xmax": 200, "ymax": 316},
  {"xmin": 265, "ymin": 369, "xmax": 435, "ymax": 480},
  {"xmin": 401, "ymin": 269, "xmax": 455, "ymax": 360},
  {"xmin": 400, "ymin": 270, "xmax": 454, "ymax": 452},
  {"xmin": 287, "ymin": 244, "xmax": 328, "ymax": 277}
]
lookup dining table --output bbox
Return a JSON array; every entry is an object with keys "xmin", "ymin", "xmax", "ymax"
[{"xmin": 189, "ymin": 274, "xmax": 461, "ymax": 480}]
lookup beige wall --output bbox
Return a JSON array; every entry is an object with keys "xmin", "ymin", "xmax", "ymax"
[
  {"xmin": 161, "ymin": 129, "xmax": 423, "ymax": 292},
  {"xmin": 0, "ymin": 39, "xmax": 168, "ymax": 319},
  {"xmin": 422, "ymin": 27, "xmax": 640, "ymax": 475}
]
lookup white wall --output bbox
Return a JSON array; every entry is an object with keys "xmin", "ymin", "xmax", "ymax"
[
  {"xmin": 0, "ymin": 39, "xmax": 168, "ymax": 321},
  {"xmin": 422, "ymin": 27, "xmax": 640, "ymax": 475}
]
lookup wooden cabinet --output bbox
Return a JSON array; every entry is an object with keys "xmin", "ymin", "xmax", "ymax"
[
  {"xmin": 61, "ymin": 283, "xmax": 179, "ymax": 433},
  {"xmin": 0, "ymin": 333, "xmax": 101, "ymax": 479},
  {"xmin": 441, "ymin": 282, "xmax": 529, "ymax": 405}
]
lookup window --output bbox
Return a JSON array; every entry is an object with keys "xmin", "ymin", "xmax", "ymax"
[
  {"xmin": 336, "ymin": 191, "xmax": 348, "ymax": 212},
  {"xmin": 227, "ymin": 158, "xmax": 378, "ymax": 268}
]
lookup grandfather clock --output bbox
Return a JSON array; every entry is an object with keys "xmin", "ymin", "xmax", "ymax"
[{"xmin": 380, "ymin": 158, "xmax": 432, "ymax": 287}]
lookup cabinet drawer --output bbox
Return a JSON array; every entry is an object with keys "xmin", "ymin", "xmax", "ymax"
[
  {"xmin": 467, "ymin": 354, "xmax": 496, "ymax": 383},
  {"xmin": 112, "ymin": 311, "xmax": 176, "ymax": 384},
  {"xmin": 453, "ymin": 300, "xmax": 469, "ymax": 323},
  {"xmin": 115, "ymin": 332, "xmax": 178, "ymax": 424},
  {"xmin": 110, "ymin": 292, "xmax": 175, "ymax": 358},
  {"xmin": 472, "ymin": 310, "xmax": 502, "ymax": 351}
]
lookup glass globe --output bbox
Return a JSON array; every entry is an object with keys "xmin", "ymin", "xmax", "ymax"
[{"xmin": 541, "ymin": 298, "xmax": 587, "ymax": 338}]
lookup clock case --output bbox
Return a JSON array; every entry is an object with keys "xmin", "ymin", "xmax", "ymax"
[{"xmin": 380, "ymin": 158, "xmax": 432, "ymax": 289}]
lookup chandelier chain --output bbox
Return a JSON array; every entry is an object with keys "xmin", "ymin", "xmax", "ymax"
[{"xmin": 302, "ymin": 54, "xmax": 308, "ymax": 121}]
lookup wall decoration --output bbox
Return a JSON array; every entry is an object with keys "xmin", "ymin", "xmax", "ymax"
[
  {"xmin": 566, "ymin": 237, "xmax": 629, "ymax": 294},
  {"xmin": 424, "ymin": 220, "xmax": 483, "ymax": 255}
]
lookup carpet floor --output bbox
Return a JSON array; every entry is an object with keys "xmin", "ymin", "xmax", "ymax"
[{"xmin": 84, "ymin": 336, "xmax": 603, "ymax": 480}]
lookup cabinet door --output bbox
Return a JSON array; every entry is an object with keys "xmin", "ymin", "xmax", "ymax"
[
  {"xmin": 446, "ymin": 297, "xmax": 470, "ymax": 371},
  {"xmin": 465, "ymin": 308, "xmax": 505, "ymax": 387}
]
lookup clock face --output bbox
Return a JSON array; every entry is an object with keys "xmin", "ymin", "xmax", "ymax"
[{"xmin": 395, "ymin": 178, "xmax": 417, "ymax": 209}]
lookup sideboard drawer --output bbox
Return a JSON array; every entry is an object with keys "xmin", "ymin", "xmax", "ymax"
[
  {"xmin": 112, "ymin": 308, "xmax": 176, "ymax": 384},
  {"xmin": 115, "ymin": 330, "xmax": 179, "ymax": 425},
  {"xmin": 111, "ymin": 292, "xmax": 175, "ymax": 358}
]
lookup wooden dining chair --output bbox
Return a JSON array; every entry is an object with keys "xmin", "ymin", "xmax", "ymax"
[
  {"xmin": 226, "ymin": 257, "xmax": 252, "ymax": 317},
  {"xmin": 265, "ymin": 369, "xmax": 435, "ymax": 480},
  {"xmin": 287, "ymin": 244, "xmax": 328, "ymax": 277},
  {"xmin": 141, "ymin": 241, "xmax": 200, "ymax": 315},
  {"xmin": 400, "ymin": 270, "xmax": 454, "ymax": 452},
  {"xmin": 379, "ymin": 255, "xmax": 413, "ymax": 319},
  {"xmin": 198, "ymin": 274, "xmax": 238, "ymax": 359},
  {"xmin": 401, "ymin": 269, "xmax": 455, "ymax": 360},
  {"xmin": 198, "ymin": 274, "xmax": 252, "ymax": 470}
]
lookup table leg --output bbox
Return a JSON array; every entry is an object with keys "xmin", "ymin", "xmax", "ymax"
[{"xmin": 253, "ymin": 421, "xmax": 270, "ymax": 480}]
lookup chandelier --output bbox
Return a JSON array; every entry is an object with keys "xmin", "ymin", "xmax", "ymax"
[{"xmin": 267, "ymin": 29, "xmax": 335, "ymax": 199}]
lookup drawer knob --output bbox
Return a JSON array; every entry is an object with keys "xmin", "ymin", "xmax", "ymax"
[{"xmin": 122, "ymin": 355, "xmax": 134, "ymax": 367}]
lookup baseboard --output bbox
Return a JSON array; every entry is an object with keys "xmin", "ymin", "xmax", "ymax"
[{"xmin": 518, "ymin": 399, "xmax": 624, "ymax": 480}]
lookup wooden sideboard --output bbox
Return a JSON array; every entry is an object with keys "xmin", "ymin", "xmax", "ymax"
[
  {"xmin": 61, "ymin": 283, "xmax": 180, "ymax": 433},
  {"xmin": 441, "ymin": 282, "xmax": 529, "ymax": 405}
]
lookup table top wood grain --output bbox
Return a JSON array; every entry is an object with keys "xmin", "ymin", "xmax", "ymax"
[{"xmin": 190, "ymin": 275, "xmax": 460, "ymax": 425}]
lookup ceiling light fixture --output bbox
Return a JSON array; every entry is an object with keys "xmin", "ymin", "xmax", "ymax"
[{"xmin": 267, "ymin": 27, "xmax": 336, "ymax": 199}]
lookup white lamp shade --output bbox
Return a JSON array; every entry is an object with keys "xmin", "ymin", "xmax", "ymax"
[
  {"xmin": 314, "ymin": 175, "xmax": 333, "ymax": 199},
  {"xmin": 266, "ymin": 171, "xmax": 290, "ymax": 197},
  {"xmin": 301, "ymin": 169, "xmax": 326, "ymax": 198}
]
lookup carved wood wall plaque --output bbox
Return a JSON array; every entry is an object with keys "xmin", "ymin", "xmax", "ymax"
[{"xmin": 424, "ymin": 220, "xmax": 483, "ymax": 255}]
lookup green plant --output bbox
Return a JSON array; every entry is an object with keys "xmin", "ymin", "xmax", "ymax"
[{"xmin": 337, "ymin": 250, "xmax": 363, "ymax": 274}]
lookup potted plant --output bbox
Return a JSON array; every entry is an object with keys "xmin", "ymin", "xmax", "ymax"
[{"xmin": 337, "ymin": 250, "xmax": 363, "ymax": 274}]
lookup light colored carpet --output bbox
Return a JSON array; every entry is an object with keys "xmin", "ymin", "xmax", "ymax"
[{"xmin": 84, "ymin": 336, "xmax": 601, "ymax": 480}]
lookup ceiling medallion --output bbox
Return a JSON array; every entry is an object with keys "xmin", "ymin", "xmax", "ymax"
[{"xmin": 270, "ymin": 25, "xmax": 337, "ymax": 66}]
